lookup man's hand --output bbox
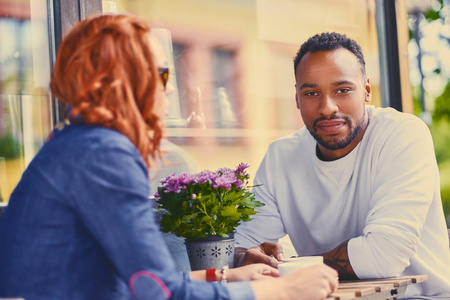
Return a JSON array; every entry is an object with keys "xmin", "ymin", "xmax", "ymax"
[{"xmin": 234, "ymin": 242, "xmax": 284, "ymax": 268}]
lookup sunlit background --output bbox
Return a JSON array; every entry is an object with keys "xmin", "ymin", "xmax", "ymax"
[{"xmin": 0, "ymin": 0, "xmax": 449, "ymax": 226}]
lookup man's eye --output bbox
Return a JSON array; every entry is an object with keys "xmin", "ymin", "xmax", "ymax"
[
  {"xmin": 304, "ymin": 91, "xmax": 317, "ymax": 96},
  {"xmin": 337, "ymin": 88, "xmax": 350, "ymax": 94}
]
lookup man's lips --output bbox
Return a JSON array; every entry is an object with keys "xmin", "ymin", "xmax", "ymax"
[{"xmin": 315, "ymin": 120, "xmax": 346, "ymax": 133}]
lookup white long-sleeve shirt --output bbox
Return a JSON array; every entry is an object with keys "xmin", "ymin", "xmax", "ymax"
[{"xmin": 236, "ymin": 106, "xmax": 450, "ymax": 299}]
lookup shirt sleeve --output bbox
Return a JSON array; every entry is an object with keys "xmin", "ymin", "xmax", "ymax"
[
  {"xmin": 67, "ymin": 137, "xmax": 255, "ymax": 300},
  {"xmin": 348, "ymin": 117, "xmax": 439, "ymax": 278},
  {"xmin": 235, "ymin": 144, "xmax": 287, "ymax": 249}
]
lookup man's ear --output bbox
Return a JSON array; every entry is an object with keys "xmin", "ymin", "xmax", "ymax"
[
  {"xmin": 295, "ymin": 84, "xmax": 301, "ymax": 109},
  {"xmin": 295, "ymin": 92, "xmax": 300, "ymax": 109},
  {"xmin": 365, "ymin": 78, "xmax": 372, "ymax": 102}
]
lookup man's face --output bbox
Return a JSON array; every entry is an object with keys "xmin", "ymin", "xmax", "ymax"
[{"xmin": 295, "ymin": 48, "xmax": 371, "ymax": 159}]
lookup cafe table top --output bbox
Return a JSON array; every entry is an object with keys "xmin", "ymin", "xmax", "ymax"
[{"xmin": 326, "ymin": 275, "xmax": 428, "ymax": 300}]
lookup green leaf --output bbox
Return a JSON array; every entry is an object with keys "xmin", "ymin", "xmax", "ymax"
[
  {"xmin": 220, "ymin": 206, "xmax": 241, "ymax": 221},
  {"xmin": 201, "ymin": 215, "xmax": 212, "ymax": 223},
  {"xmin": 239, "ymin": 207, "xmax": 258, "ymax": 216},
  {"xmin": 221, "ymin": 205, "xmax": 238, "ymax": 216}
]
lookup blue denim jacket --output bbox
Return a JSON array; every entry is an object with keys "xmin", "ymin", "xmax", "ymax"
[{"xmin": 0, "ymin": 124, "xmax": 254, "ymax": 300}]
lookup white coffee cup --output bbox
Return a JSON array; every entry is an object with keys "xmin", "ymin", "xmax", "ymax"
[{"xmin": 278, "ymin": 256, "xmax": 324, "ymax": 276}]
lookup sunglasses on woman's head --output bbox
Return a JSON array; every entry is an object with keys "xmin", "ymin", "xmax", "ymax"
[{"xmin": 158, "ymin": 67, "xmax": 170, "ymax": 90}]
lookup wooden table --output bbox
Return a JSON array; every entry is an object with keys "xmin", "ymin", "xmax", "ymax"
[{"xmin": 326, "ymin": 275, "xmax": 428, "ymax": 300}]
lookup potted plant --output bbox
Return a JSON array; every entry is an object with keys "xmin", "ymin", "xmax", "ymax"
[{"xmin": 154, "ymin": 163, "xmax": 264, "ymax": 270}]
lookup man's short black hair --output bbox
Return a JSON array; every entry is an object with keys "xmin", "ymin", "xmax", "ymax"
[{"xmin": 293, "ymin": 32, "xmax": 366, "ymax": 77}]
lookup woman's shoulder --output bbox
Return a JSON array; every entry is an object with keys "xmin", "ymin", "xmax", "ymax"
[
  {"xmin": 41, "ymin": 123, "xmax": 142, "ymax": 168},
  {"xmin": 56, "ymin": 124, "xmax": 134, "ymax": 151}
]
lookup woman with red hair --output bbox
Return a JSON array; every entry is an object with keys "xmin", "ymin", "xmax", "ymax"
[{"xmin": 0, "ymin": 14, "xmax": 337, "ymax": 300}]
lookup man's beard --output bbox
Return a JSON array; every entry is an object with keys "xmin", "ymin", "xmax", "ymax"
[{"xmin": 306, "ymin": 108, "xmax": 365, "ymax": 150}]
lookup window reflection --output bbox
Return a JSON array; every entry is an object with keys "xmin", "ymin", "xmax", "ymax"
[
  {"xmin": 102, "ymin": 0, "xmax": 381, "ymax": 176},
  {"xmin": 212, "ymin": 49, "xmax": 238, "ymax": 128},
  {"xmin": 173, "ymin": 43, "xmax": 189, "ymax": 120},
  {"xmin": 172, "ymin": 44, "xmax": 240, "ymax": 128},
  {"xmin": 0, "ymin": 0, "xmax": 52, "ymax": 202}
]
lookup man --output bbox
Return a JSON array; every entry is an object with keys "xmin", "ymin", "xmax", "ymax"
[{"xmin": 234, "ymin": 32, "xmax": 450, "ymax": 298}]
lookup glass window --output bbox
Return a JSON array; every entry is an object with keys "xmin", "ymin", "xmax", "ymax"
[
  {"xmin": 212, "ymin": 48, "xmax": 239, "ymax": 128},
  {"xmin": 102, "ymin": 0, "xmax": 387, "ymax": 178},
  {"xmin": 172, "ymin": 42, "xmax": 189, "ymax": 120},
  {"xmin": 0, "ymin": 0, "xmax": 53, "ymax": 202}
]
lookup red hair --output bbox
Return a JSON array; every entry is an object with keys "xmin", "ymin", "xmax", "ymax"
[{"xmin": 50, "ymin": 14, "xmax": 162, "ymax": 168}]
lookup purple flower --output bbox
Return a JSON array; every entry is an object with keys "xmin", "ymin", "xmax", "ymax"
[
  {"xmin": 159, "ymin": 172, "xmax": 176, "ymax": 185},
  {"xmin": 161, "ymin": 174, "xmax": 187, "ymax": 193},
  {"xmin": 233, "ymin": 178, "xmax": 245, "ymax": 189},
  {"xmin": 236, "ymin": 163, "xmax": 249, "ymax": 175},
  {"xmin": 212, "ymin": 174, "xmax": 236, "ymax": 190},
  {"xmin": 217, "ymin": 167, "xmax": 234, "ymax": 176},
  {"xmin": 158, "ymin": 163, "xmax": 250, "ymax": 196},
  {"xmin": 195, "ymin": 170, "xmax": 218, "ymax": 184},
  {"xmin": 178, "ymin": 172, "xmax": 196, "ymax": 185}
]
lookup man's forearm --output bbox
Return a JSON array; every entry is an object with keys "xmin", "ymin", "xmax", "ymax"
[{"xmin": 321, "ymin": 240, "xmax": 358, "ymax": 280}]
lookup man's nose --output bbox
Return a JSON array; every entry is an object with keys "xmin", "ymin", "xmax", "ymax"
[{"xmin": 318, "ymin": 95, "xmax": 338, "ymax": 116}]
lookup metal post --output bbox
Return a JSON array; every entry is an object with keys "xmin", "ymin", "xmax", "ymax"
[{"xmin": 375, "ymin": 0, "xmax": 403, "ymax": 111}]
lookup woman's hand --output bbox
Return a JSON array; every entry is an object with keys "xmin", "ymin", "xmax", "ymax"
[
  {"xmin": 282, "ymin": 264, "xmax": 339, "ymax": 300},
  {"xmin": 251, "ymin": 264, "xmax": 339, "ymax": 300},
  {"xmin": 189, "ymin": 264, "xmax": 278, "ymax": 282},
  {"xmin": 227, "ymin": 263, "xmax": 279, "ymax": 282}
]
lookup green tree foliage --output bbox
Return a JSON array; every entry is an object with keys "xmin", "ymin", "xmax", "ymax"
[
  {"xmin": 430, "ymin": 85, "xmax": 450, "ymax": 225},
  {"xmin": 0, "ymin": 134, "xmax": 22, "ymax": 159},
  {"xmin": 409, "ymin": 0, "xmax": 450, "ymax": 225},
  {"xmin": 424, "ymin": 0, "xmax": 445, "ymax": 21},
  {"xmin": 432, "ymin": 82, "xmax": 450, "ymax": 122}
]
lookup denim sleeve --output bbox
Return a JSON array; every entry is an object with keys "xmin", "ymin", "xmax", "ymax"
[{"xmin": 67, "ymin": 138, "xmax": 255, "ymax": 300}]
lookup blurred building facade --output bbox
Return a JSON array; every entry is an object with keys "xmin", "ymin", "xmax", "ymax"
[{"xmin": 0, "ymin": 0, "xmax": 412, "ymax": 200}]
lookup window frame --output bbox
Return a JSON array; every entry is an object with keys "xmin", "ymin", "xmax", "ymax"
[{"xmin": 49, "ymin": 0, "xmax": 102, "ymax": 125}]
